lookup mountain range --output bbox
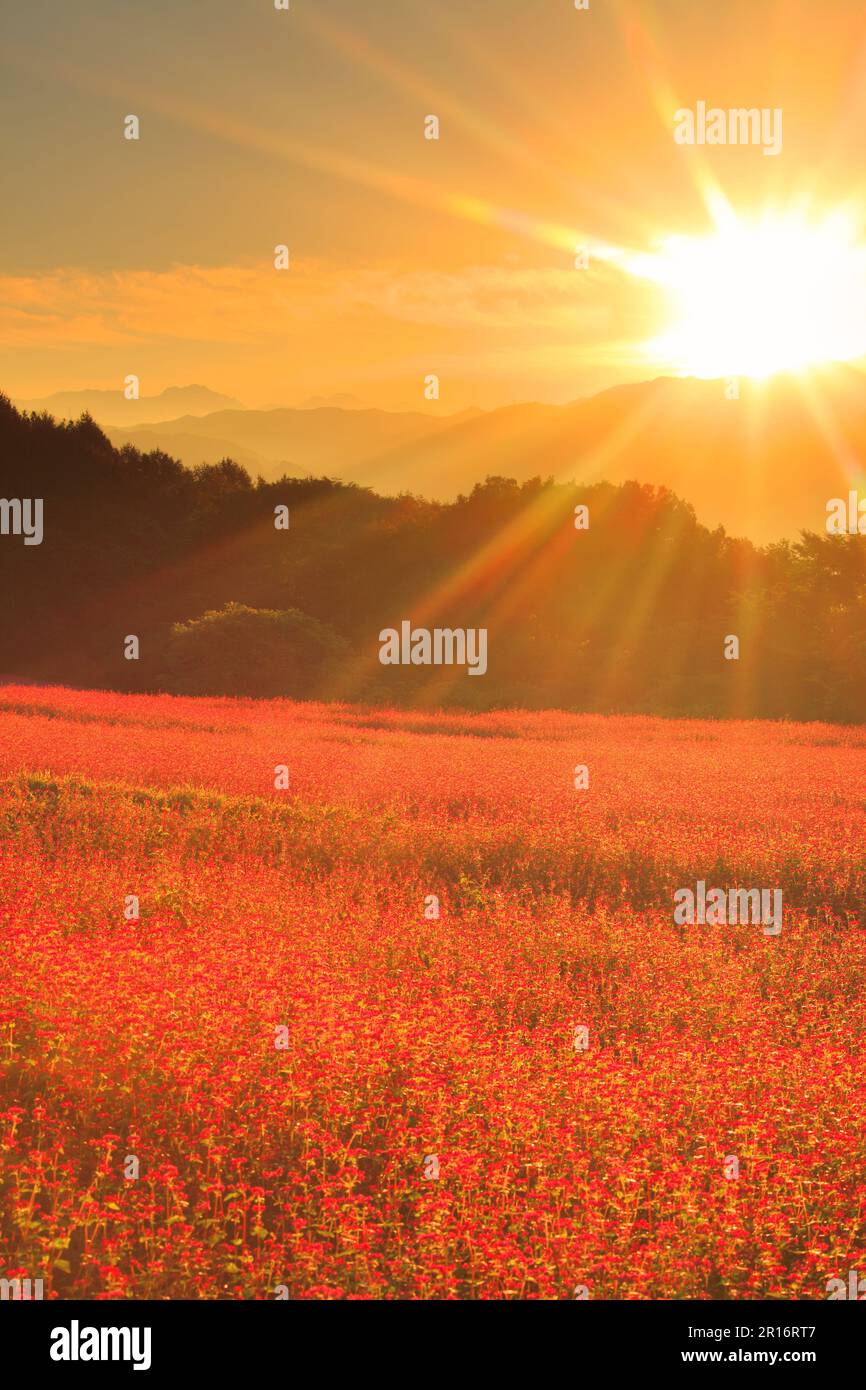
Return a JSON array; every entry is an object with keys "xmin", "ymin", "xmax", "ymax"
[
  {"xmin": 15, "ymin": 384, "xmax": 242, "ymax": 426},
  {"xmin": 14, "ymin": 367, "xmax": 866, "ymax": 541}
]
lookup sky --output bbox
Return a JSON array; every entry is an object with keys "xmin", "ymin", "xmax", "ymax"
[{"xmin": 3, "ymin": 0, "xmax": 866, "ymax": 411}]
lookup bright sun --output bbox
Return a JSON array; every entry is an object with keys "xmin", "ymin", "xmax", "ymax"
[{"xmin": 636, "ymin": 212, "xmax": 866, "ymax": 379}]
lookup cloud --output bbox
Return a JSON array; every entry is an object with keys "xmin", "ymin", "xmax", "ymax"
[
  {"xmin": 354, "ymin": 265, "xmax": 616, "ymax": 331},
  {"xmin": 0, "ymin": 258, "xmax": 627, "ymax": 350}
]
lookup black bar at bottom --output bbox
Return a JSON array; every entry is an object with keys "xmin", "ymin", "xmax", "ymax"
[{"xmin": 2, "ymin": 1296, "xmax": 859, "ymax": 1377}]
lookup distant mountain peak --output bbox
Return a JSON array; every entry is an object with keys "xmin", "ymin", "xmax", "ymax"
[{"xmin": 13, "ymin": 383, "xmax": 244, "ymax": 426}]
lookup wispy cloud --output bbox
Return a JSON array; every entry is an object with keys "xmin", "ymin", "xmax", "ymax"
[{"xmin": 0, "ymin": 259, "xmax": 631, "ymax": 349}]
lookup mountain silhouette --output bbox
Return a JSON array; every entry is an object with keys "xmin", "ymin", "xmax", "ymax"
[
  {"xmin": 14, "ymin": 383, "xmax": 242, "ymax": 426},
  {"xmin": 20, "ymin": 368, "xmax": 866, "ymax": 541},
  {"xmin": 105, "ymin": 404, "xmax": 476, "ymax": 483},
  {"xmin": 2, "ymin": 388, "xmax": 865, "ymax": 721}
]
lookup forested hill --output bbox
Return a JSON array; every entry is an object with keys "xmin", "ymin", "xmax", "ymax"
[{"xmin": 1, "ymin": 394, "xmax": 864, "ymax": 720}]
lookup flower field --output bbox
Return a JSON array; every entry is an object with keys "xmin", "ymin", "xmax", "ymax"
[{"xmin": 1, "ymin": 683, "xmax": 865, "ymax": 1299}]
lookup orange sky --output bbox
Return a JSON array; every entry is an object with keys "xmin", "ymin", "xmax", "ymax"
[{"xmin": 3, "ymin": 0, "xmax": 866, "ymax": 411}]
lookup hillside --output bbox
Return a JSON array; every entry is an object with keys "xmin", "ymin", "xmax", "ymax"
[
  {"xmin": 66, "ymin": 367, "xmax": 866, "ymax": 542},
  {"xmin": 2, "ymin": 392, "xmax": 865, "ymax": 720}
]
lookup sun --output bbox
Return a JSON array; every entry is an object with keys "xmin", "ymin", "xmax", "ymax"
[{"xmin": 635, "ymin": 211, "xmax": 866, "ymax": 380}]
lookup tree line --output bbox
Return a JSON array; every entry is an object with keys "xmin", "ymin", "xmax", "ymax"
[{"xmin": 1, "ymin": 393, "xmax": 864, "ymax": 720}]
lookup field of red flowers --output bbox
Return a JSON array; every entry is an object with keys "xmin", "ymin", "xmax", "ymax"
[{"xmin": 1, "ymin": 683, "xmax": 865, "ymax": 1299}]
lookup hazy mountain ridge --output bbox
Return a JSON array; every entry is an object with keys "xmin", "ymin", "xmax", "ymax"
[
  {"xmin": 105, "ymin": 403, "xmax": 482, "ymax": 482},
  {"xmin": 2, "ymin": 389, "xmax": 865, "ymax": 722},
  {"xmin": 15, "ymin": 368, "xmax": 866, "ymax": 540},
  {"xmin": 14, "ymin": 384, "xmax": 243, "ymax": 426}
]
